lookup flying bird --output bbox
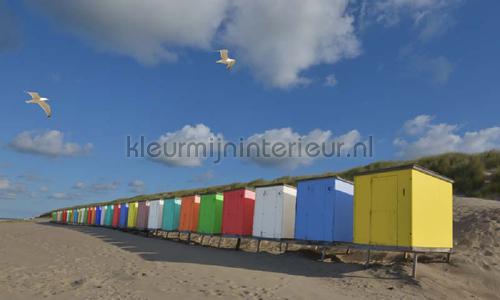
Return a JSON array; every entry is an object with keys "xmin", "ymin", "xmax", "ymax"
[
  {"xmin": 216, "ymin": 49, "xmax": 236, "ymax": 70},
  {"xmin": 26, "ymin": 92, "xmax": 52, "ymax": 118}
]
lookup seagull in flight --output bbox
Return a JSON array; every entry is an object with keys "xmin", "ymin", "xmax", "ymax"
[
  {"xmin": 216, "ymin": 49, "xmax": 236, "ymax": 70},
  {"xmin": 26, "ymin": 92, "xmax": 52, "ymax": 118}
]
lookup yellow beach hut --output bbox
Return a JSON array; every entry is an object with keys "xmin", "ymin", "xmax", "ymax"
[{"xmin": 353, "ymin": 164, "xmax": 453, "ymax": 250}]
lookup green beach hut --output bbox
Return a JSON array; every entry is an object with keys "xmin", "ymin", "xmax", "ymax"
[{"xmin": 197, "ymin": 193, "xmax": 224, "ymax": 234}]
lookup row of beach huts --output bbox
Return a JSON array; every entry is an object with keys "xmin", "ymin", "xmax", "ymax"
[{"xmin": 51, "ymin": 165, "xmax": 454, "ymax": 277}]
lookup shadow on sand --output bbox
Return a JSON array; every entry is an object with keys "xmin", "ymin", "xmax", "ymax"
[{"xmin": 40, "ymin": 222, "xmax": 411, "ymax": 281}]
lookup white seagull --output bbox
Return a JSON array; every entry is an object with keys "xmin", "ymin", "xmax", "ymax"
[
  {"xmin": 216, "ymin": 49, "xmax": 236, "ymax": 70},
  {"xmin": 26, "ymin": 91, "xmax": 52, "ymax": 118}
]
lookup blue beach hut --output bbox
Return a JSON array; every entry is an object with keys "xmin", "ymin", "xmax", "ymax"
[
  {"xmin": 95, "ymin": 206, "xmax": 102, "ymax": 226},
  {"xmin": 73, "ymin": 209, "xmax": 78, "ymax": 224},
  {"xmin": 119, "ymin": 203, "xmax": 129, "ymax": 228},
  {"xmin": 294, "ymin": 177, "xmax": 354, "ymax": 243}
]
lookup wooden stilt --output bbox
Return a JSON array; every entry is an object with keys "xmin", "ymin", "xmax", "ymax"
[
  {"xmin": 284, "ymin": 242, "xmax": 288, "ymax": 252},
  {"xmin": 446, "ymin": 252, "xmax": 451, "ymax": 263},
  {"xmin": 257, "ymin": 239, "xmax": 261, "ymax": 253},
  {"xmin": 279, "ymin": 242, "xmax": 282, "ymax": 252},
  {"xmin": 345, "ymin": 248, "xmax": 350, "ymax": 255},
  {"xmin": 235, "ymin": 238, "xmax": 241, "ymax": 251},
  {"xmin": 321, "ymin": 248, "xmax": 326, "ymax": 261},
  {"xmin": 412, "ymin": 252, "xmax": 419, "ymax": 278},
  {"xmin": 217, "ymin": 236, "xmax": 222, "ymax": 248},
  {"xmin": 365, "ymin": 249, "xmax": 371, "ymax": 267},
  {"xmin": 187, "ymin": 232, "xmax": 191, "ymax": 243}
]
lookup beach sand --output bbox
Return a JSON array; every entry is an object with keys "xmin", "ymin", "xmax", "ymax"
[{"xmin": 0, "ymin": 196, "xmax": 498, "ymax": 300}]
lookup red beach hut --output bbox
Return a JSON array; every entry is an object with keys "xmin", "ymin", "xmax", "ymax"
[
  {"xmin": 112, "ymin": 204, "xmax": 120, "ymax": 228},
  {"xmin": 87, "ymin": 207, "xmax": 93, "ymax": 225},
  {"xmin": 62, "ymin": 210, "xmax": 68, "ymax": 224},
  {"xmin": 222, "ymin": 189, "xmax": 255, "ymax": 236}
]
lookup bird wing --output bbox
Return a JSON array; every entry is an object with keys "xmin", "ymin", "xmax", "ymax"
[
  {"xmin": 219, "ymin": 49, "xmax": 228, "ymax": 60},
  {"xmin": 27, "ymin": 92, "xmax": 41, "ymax": 100},
  {"xmin": 226, "ymin": 60, "xmax": 236, "ymax": 70},
  {"xmin": 37, "ymin": 101, "xmax": 52, "ymax": 118}
]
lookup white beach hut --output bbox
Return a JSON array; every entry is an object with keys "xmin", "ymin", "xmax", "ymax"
[
  {"xmin": 252, "ymin": 184, "xmax": 297, "ymax": 239},
  {"xmin": 100, "ymin": 205, "xmax": 106, "ymax": 226},
  {"xmin": 147, "ymin": 200, "xmax": 164, "ymax": 230}
]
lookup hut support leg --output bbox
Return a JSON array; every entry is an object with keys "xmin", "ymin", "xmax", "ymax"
[
  {"xmin": 345, "ymin": 248, "xmax": 350, "ymax": 255},
  {"xmin": 412, "ymin": 253, "xmax": 419, "ymax": 278},
  {"xmin": 279, "ymin": 242, "xmax": 282, "ymax": 252},
  {"xmin": 217, "ymin": 237, "xmax": 222, "ymax": 249},
  {"xmin": 446, "ymin": 252, "xmax": 451, "ymax": 263},
  {"xmin": 321, "ymin": 248, "xmax": 326, "ymax": 261},
  {"xmin": 365, "ymin": 249, "xmax": 371, "ymax": 267},
  {"xmin": 235, "ymin": 238, "xmax": 241, "ymax": 251},
  {"xmin": 284, "ymin": 243, "xmax": 288, "ymax": 252},
  {"xmin": 187, "ymin": 232, "xmax": 191, "ymax": 244},
  {"xmin": 257, "ymin": 239, "xmax": 261, "ymax": 253}
]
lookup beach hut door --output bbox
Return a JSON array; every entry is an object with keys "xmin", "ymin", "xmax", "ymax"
[{"xmin": 370, "ymin": 176, "xmax": 398, "ymax": 245}]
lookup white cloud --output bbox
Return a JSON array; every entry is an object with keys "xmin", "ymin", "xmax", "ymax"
[
  {"xmin": 9, "ymin": 130, "xmax": 93, "ymax": 157},
  {"xmin": 128, "ymin": 180, "xmax": 145, "ymax": 193},
  {"xmin": 223, "ymin": 0, "xmax": 360, "ymax": 87},
  {"xmin": 244, "ymin": 128, "xmax": 361, "ymax": 169},
  {"xmin": 403, "ymin": 114, "xmax": 434, "ymax": 135},
  {"xmin": 325, "ymin": 74, "xmax": 339, "ymax": 87},
  {"xmin": 0, "ymin": 178, "xmax": 11, "ymax": 190},
  {"xmin": 152, "ymin": 124, "xmax": 224, "ymax": 167},
  {"xmin": 394, "ymin": 115, "xmax": 500, "ymax": 158},
  {"xmin": 40, "ymin": 186, "xmax": 49, "ymax": 193},
  {"xmin": 31, "ymin": 0, "xmax": 360, "ymax": 88},
  {"xmin": 30, "ymin": 0, "xmax": 229, "ymax": 65}
]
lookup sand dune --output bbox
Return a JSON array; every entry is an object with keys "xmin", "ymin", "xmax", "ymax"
[{"xmin": 0, "ymin": 197, "xmax": 498, "ymax": 299}]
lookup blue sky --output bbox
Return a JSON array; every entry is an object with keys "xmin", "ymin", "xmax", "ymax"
[{"xmin": 1, "ymin": 0, "xmax": 499, "ymax": 218}]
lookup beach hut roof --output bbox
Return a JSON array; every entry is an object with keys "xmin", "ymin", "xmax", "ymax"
[{"xmin": 353, "ymin": 164, "xmax": 454, "ymax": 183}]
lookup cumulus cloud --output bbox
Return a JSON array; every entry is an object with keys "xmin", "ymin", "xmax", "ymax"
[
  {"xmin": 244, "ymin": 128, "xmax": 361, "ymax": 169},
  {"xmin": 151, "ymin": 124, "xmax": 224, "ymax": 167},
  {"xmin": 128, "ymin": 180, "xmax": 146, "ymax": 193},
  {"xmin": 223, "ymin": 0, "xmax": 360, "ymax": 87},
  {"xmin": 29, "ymin": 0, "xmax": 229, "ymax": 65},
  {"xmin": 403, "ymin": 114, "xmax": 434, "ymax": 135},
  {"xmin": 394, "ymin": 115, "xmax": 500, "ymax": 158},
  {"xmin": 9, "ymin": 130, "xmax": 93, "ymax": 157},
  {"xmin": 30, "ymin": 0, "xmax": 361, "ymax": 88}
]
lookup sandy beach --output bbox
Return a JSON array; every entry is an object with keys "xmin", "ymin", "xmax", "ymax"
[{"xmin": 0, "ymin": 197, "xmax": 498, "ymax": 300}]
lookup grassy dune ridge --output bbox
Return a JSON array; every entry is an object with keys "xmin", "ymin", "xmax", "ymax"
[{"xmin": 44, "ymin": 150, "xmax": 500, "ymax": 216}]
